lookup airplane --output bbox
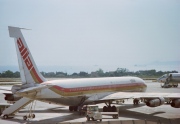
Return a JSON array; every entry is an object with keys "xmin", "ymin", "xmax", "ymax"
[
  {"xmin": 0, "ymin": 26, "xmax": 180, "ymax": 120},
  {"xmin": 157, "ymin": 73, "xmax": 180, "ymax": 88}
]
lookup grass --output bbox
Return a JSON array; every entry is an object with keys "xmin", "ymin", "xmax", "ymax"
[{"xmin": 0, "ymin": 78, "xmax": 21, "ymax": 82}]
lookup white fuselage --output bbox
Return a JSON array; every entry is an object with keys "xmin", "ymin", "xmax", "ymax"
[{"xmin": 25, "ymin": 77, "xmax": 147, "ymax": 106}]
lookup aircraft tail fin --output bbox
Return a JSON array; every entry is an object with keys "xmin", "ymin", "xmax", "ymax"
[{"xmin": 8, "ymin": 26, "xmax": 46, "ymax": 87}]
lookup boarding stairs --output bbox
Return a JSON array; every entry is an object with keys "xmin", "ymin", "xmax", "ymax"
[{"xmin": 2, "ymin": 97, "xmax": 33, "ymax": 117}]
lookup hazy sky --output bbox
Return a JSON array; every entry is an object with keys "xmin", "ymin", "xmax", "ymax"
[{"xmin": 0, "ymin": 0, "xmax": 180, "ymax": 73}]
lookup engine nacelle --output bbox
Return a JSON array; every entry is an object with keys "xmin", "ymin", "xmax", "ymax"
[
  {"xmin": 171, "ymin": 99, "xmax": 180, "ymax": 108},
  {"xmin": 146, "ymin": 97, "xmax": 165, "ymax": 107},
  {"xmin": 4, "ymin": 93, "xmax": 21, "ymax": 101}
]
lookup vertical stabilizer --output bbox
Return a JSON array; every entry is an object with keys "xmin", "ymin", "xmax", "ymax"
[{"xmin": 8, "ymin": 26, "xmax": 46, "ymax": 86}]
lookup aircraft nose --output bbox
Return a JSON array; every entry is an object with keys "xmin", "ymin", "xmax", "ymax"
[
  {"xmin": 156, "ymin": 77, "xmax": 162, "ymax": 83},
  {"xmin": 144, "ymin": 82, "xmax": 147, "ymax": 88},
  {"xmin": 142, "ymin": 80, "xmax": 147, "ymax": 87},
  {"xmin": 142, "ymin": 81, "xmax": 147, "ymax": 92}
]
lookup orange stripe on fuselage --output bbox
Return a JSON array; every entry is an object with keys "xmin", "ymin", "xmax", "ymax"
[{"xmin": 49, "ymin": 83, "xmax": 146, "ymax": 96}]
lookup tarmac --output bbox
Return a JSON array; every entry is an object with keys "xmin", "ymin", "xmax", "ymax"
[{"xmin": 0, "ymin": 80, "xmax": 180, "ymax": 124}]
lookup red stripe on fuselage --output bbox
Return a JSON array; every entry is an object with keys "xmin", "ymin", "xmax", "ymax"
[{"xmin": 51, "ymin": 82, "xmax": 145, "ymax": 93}]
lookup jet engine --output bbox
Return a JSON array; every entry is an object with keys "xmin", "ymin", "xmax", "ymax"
[
  {"xmin": 146, "ymin": 97, "xmax": 165, "ymax": 107},
  {"xmin": 4, "ymin": 93, "xmax": 21, "ymax": 101},
  {"xmin": 171, "ymin": 99, "xmax": 180, "ymax": 108}
]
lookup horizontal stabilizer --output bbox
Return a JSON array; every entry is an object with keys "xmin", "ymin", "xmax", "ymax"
[
  {"xmin": 0, "ymin": 86, "xmax": 12, "ymax": 93},
  {"xmin": 15, "ymin": 84, "xmax": 53, "ymax": 96}
]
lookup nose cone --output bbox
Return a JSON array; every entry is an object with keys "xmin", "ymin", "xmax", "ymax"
[
  {"xmin": 141, "ymin": 79, "xmax": 147, "ymax": 92},
  {"xmin": 157, "ymin": 77, "xmax": 165, "ymax": 83},
  {"xmin": 136, "ymin": 77, "xmax": 147, "ymax": 92}
]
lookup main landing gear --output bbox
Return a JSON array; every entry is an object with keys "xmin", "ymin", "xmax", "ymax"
[
  {"xmin": 103, "ymin": 105, "xmax": 117, "ymax": 112},
  {"xmin": 103, "ymin": 101, "xmax": 117, "ymax": 112},
  {"xmin": 133, "ymin": 98, "xmax": 140, "ymax": 105},
  {"xmin": 69, "ymin": 106, "xmax": 78, "ymax": 111}
]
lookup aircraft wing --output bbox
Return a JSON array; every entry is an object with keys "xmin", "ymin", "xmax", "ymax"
[
  {"xmin": 90, "ymin": 92, "xmax": 180, "ymax": 106},
  {"xmin": 102, "ymin": 92, "xmax": 180, "ymax": 99},
  {"xmin": 0, "ymin": 86, "xmax": 12, "ymax": 93}
]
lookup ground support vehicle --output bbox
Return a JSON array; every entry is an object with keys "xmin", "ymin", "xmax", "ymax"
[
  {"xmin": 86, "ymin": 105, "xmax": 119, "ymax": 121},
  {"xmin": 86, "ymin": 105, "xmax": 102, "ymax": 122}
]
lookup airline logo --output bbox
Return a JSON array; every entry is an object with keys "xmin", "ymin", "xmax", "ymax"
[{"xmin": 17, "ymin": 38, "xmax": 43, "ymax": 83}]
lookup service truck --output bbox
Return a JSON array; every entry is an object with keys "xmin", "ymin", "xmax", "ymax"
[
  {"xmin": 86, "ymin": 105, "xmax": 102, "ymax": 121},
  {"xmin": 86, "ymin": 105, "xmax": 119, "ymax": 121}
]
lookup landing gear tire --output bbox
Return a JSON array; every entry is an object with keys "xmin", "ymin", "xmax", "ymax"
[
  {"xmin": 103, "ymin": 106, "xmax": 117, "ymax": 112},
  {"xmin": 74, "ymin": 106, "xmax": 78, "ymax": 111},
  {"xmin": 69, "ymin": 106, "xmax": 73, "ymax": 111},
  {"xmin": 108, "ymin": 106, "xmax": 112, "ymax": 112},
  {"xmin": 23, "ymin": 116, "xmax": 27, "ymax": 120},
  {"xmin": 86, "ymin": 116, "xmax": 90, "ymax": 121},
  {"xmin": 69, "ymin": 106, "xmax": 78, "ymax": 111},
  {"xmin": 3, "ymin": 115, "xmax": 8, "ymax": 119},
  {"xmin": 32, "ymin": 114, "xmax": 35, "ymax": 118},
  {"xmin": 100, "ymin": 119, "xmax": 102, "ymax": 122},
  {"xmin": 91, "ymin": 117, "xmax": 94, "ymax": 121},
  {"xmin": 112, "ymin": 106, "xmax": 117, "ymax": 112},
  {"xmin": 133, "ymin": 99, "xmax": 139, "ymax": 105},
  {"xmin": 103, "ymin": 106, "xmax": 108, "ymax": 112}
]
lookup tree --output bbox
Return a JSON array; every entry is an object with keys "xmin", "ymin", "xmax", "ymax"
[
  {"xmin": 41, "ymin": 71, "xmax": 46, "ymax": 77},
  {"xmin": 79, "ymin": 71, "xmax": 88, "ymax": 77},
  {"xmin": 96, "ymin": 68, "xmax": 104, "ymax": 77},
  {"xmin": 56, "ymin": 71, "xmax": 67, "ymax": 77},
  {"xmin": 1, "ymin": 70, "xmax": 14, "ymax": 78},
  {"xmin": 13, "ymin": 71, "xmax": 20, "ymax": 78},
  {"xmin": 115, "ymin": 68, "xmax": 129, "ymax": 76}
]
